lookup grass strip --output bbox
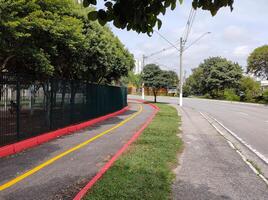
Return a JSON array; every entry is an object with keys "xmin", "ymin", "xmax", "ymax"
[{"xmin": 84, "ymin": 103, "xmax": 182, "ymax": 200}]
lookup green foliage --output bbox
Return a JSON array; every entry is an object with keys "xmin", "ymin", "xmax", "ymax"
[
  {"xmin": 81, "ymin": 19, "xmax": 134, "ymax": 83},
  {"xmin": 82, "ymin": 0, "xmax": 234, "ymax": 35},
  {"xmin": 141, "ymin": 64, "xmax": 176, "ymax": 102},
  {"xmin": 183, "ymin": 67, "xmax": 204, "ymax": 96},
  {"xmin": 239, "ymin": 76, "xmax": 261, "ymax": 102},
  {"xmin": 162, "ymin": 70, "xmax": 179, "ymax": 88},
  {"xmin": 184, "ymin": 57, "xmax": 243, "ymax": 98},
  {"xmin": 123, "ymin": 71, "xmax": 142, "ymax": 88},
  {"xmin": 247, "ymin": 45, "xmax": 268, "ymax": 80},
  {"xmin": 223, "ymin": 88, "xmax": 240, "ymax": 101},
  {"xmin": 263, "ymin": 89, "xmax": 268, "ymax": 103},
  {"xmin": 0, "ymin": 0, "xmax": 134, "ymax": 83},
  {"xmin": 85, "ymin": 103, "xmax": 182, "ymax": 200},
  {"xmin": 0, "ymin": 0, "xmax": 84, "ymax": 78}
]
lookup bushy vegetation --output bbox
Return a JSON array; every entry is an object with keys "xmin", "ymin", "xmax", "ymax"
[
  {"xmin": 141, "ymin": 64, "xmax": 178, "ymax": 102},
  {"xmin": 183, "ymin": 56, "xmax": 268, "ymax": 104},
  {"xmin": 183, "ymin": 57, "xmax": 243, "ymax": 99},
  {"xmin": 0, "ymin": 0, "xmax": 134, "ymax": 83},
  {"xmin": 263, "ymin": 89, "xmax": 268, "ymax": 103},
  {"xmin": 223, "ymin": 89, "xmax": 240, "ymax": 101}
]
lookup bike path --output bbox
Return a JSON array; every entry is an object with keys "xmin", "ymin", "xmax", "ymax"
[{"xmin": 0, "ymin": 101, "xmax": 154, "ymax": 200}]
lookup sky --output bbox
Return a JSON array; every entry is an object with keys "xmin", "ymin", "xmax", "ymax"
[{"xmin": 103, "ymin": 0, "xmax": 268, "ymax": 76}]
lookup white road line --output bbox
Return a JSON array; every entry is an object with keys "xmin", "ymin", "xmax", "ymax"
[
  {"xmin": 210, "ymin": 116, "xmax": 268, "ymax": 165},
  {"xmin": 237, "ymin": 112, "xmax": 249, "ymax": 116},
  {"xmin": 199, "ymin": 112, "xmax": 268, "ymax": 186}
]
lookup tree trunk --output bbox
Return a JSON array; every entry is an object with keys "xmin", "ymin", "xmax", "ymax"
[
  {"xmin": 153, "ymin": 89, "xmax": 157, "ymax": 103},
  {"xmin": 61, "ymin": 82, "xmax": 66, "ymax": 108},
  {"xmin": 1, "ymin": 55, "xmax": 15, "ymax": 70}
]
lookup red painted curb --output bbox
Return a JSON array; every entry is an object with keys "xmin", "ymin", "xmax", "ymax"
[
  {"xmin": 0, "ymin": 106, "xmax": 129, "ymax": 158},
  {"xmin": 73, "ymin": 101, "xmax": 159, "ymax": 200},
  {"xmin": 128, "ymin": 98, "xmax": 160, "ymax": 110}
]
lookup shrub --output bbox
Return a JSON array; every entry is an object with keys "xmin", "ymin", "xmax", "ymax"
[
  {"xmin": 224, "ymin": 89, "xmax": 240, "ymax": 101},
  {"xmin": 263, "ymin": 89, "xmax": 268, "ymax": 103}
]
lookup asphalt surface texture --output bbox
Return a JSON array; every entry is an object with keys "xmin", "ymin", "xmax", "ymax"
[
  {"xmin": 131, "ymin": 95, "xmax": 268, "ymax": 164},
  {"xmin": 0, "ymin": 101, "xmax": 154, "ymax": 200},
  {"xmin": 172, "ymin": 105, "xmax": 268, "ymax": 200},
  {"xmin": 129, "ymin": 95, "xmax": 268, "ymax": 199}
]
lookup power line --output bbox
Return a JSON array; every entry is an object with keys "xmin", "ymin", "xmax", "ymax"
[{"xmin": 154, "ymin": 30, "xmax": 181, "ymax": 52}]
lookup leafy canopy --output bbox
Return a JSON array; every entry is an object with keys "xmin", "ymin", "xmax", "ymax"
[
  {"xmin": 247, "ymin": 45, "xmax": 268, "ymax": 80},
  {"xmin": 141, "ymin": 63, "xmax": 177, "ymax": 102},
  {"xmin": 184, "ymin": 57, "xmax": 243, "ymax": 98},
  {"xmin": 239, "ymin": 76, "xmax": 261, "ymax": 102},
  {"xmin": 83, "ymin": 0, "xmax": 234, "ymax": 34},
  {"xmin": 0, "ymin": 0, "xmax": 134, "ymax": 83}
]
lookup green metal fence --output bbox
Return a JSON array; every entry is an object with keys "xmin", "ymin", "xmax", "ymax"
[{"xmin": 0, "ymin": 73, "xmax": 127, "ymax": 146}]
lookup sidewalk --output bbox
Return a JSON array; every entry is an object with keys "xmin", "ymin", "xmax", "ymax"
[
  {"xmin": 172, "ymin": 106, "xmax": 268, "ymax": 200},
  {"xmin": 0, "ymin": 101, "xmax": 154, "ymax": 200}
]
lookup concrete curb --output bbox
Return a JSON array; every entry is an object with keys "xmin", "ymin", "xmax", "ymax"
[
  {"xmin": 73, "ymin": 100, "xmax": 159, "ymax": 200},
  {"xmin": 185, "ymin": 97, "xmax": 268, "ymax": 107},
  {"xmin": 0, "ymin": 106, "xmax": 129, "ymax": 158}
]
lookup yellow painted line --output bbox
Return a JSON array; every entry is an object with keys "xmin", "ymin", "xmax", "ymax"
[{"xmin": 0, "ymin": 104, "xmax": 143, "ymax": 191}]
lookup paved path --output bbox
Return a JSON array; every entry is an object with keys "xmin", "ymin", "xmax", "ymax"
[
  {"xmin": 0, "ymin": 101, "xmax": 154, "ymax": 200},
  {"xmin": 129, "ymin": 95, "xmax": 268, "ymax": 165},
  {"xmin": 173, "ymin": 106, "xmax": 268, "ymax": 200}
]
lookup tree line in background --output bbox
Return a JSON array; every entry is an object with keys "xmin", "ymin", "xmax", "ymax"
[
  {"xmin": 184, "ymin": 45, "xmax": 268, "ymax": 103},
  {"xmin": 124, "ymin": 64, "xmax": 178, "ymax": 103},
  {"xmin": 0, "ymin": 0, "xmax": 134, "ymax": 84}
]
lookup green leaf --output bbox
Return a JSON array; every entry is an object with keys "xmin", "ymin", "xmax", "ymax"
[
  {"xmin": 104, "ymin": 2, "xmax": 113, "ymax": 8},
  {"xmin": 157, "ymin": 19, "xmax": 162, "ymax": 30},
  {"xmin": 98, "ymin": 9, "xmax": 107, "ymax": 20},
  {"xmin": 83, "ymin": 0, "xmax": 90, "ymax": 7},
  {"xmin": 88, "ymin": 11, "xmax": 98, "ymax": 20},
  {"xmin": 83, "ymin": 0, "xmax": 97, "ymax": 7}
]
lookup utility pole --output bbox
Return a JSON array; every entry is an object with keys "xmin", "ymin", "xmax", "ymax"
[
  {"xmin": 142, "ymin": 55, "xmax": 145, "ymax": 100},
  {"xmin": 179, "ymin": 37, "xmax": 183, "ymax": 106}
]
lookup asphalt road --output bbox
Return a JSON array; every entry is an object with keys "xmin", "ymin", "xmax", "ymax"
[
  {"xmin": 0, "ymin": 101, "xmax": 154, "ymax": 200},
  {"xmin": 134, "ymin": 95, "xmax": 268, "ymax": 164},
  {"xmin": 172, "ymin": 105, "xmax": 268, "ymax": 200}
]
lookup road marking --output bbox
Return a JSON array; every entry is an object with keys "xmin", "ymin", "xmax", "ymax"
[
  {"xmin": 210, "ymin": 116, "xmax": 268, "ymax": 165},
  {"xmin": 200, "ymin": 112, "xmax": 268, "ymax": 186},
  {"xmin": 0, "ymin": 104, "xmax": 143, "ymax": 191},
  {"xmin": 237, "ymin": 112, "xmax": 249, "ymax": 116}
]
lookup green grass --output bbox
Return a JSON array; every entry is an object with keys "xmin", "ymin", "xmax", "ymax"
[{"xmin": 84, "ymin": 103, "xmax": 182, "ymax": 200}]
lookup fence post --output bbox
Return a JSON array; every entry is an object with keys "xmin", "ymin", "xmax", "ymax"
[
  {"xmin": 16, "ymin": 75, "xmax": 20, "ymax": 140},
  {"xmin": 70, "ymin": 81, "xmax": 74, "ymax": 123},
  {"xmin": 49, "ymin": 79, "xmax": 53, "ymax": 130}
]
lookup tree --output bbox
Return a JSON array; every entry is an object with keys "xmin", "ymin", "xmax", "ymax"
[
  {"xmin": 141, "ymin": 64, "xmax": 170, "ymax": 102},
  {"xmin": 163, "ymin": 70, "xmax": 179, "ymax": 88},
  {"xmin": 239, "ymin": 76, "xmax": 261, "ymax": 102},
  {"xmin": 82, "ymin": 0, "xmax": 234, "ymax": 34},
  {"xmin": 199, "ymin": 57, "xmax": 243, "ymax": 97},
  {"xmin": 124, "ymin": 71, "xmax": 142, "ymax": 90},
  {"xmin": 183, "ymin": 57, "xmax": 243, "ymax": 98},
  {"xmin": 0, "ymin": 0, "xmax": 85, "ymax": 79},
  {"xmin": 0, "ymin": 0, "xmax": 134, "ymax": 83},
  {"xmin": 183, "ymin": 67, "xmax": 204, "ymax": 96},
  {"xmin": 247, "ymin": 45, "xmax": 268, "ymax": 80}
]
